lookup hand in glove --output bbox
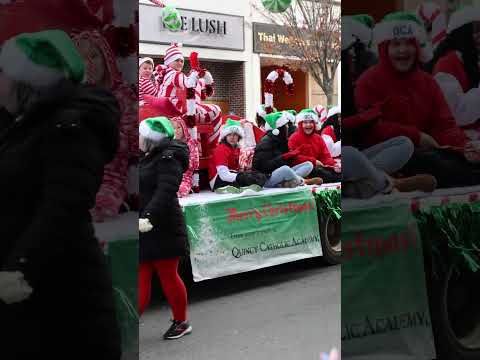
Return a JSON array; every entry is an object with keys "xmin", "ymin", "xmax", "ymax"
[
  {"xmin": 139, "ymin": 218, "xmax": 153, "ymax": 233},
  {"xmin": 281, "ymin": 149, "xmax": 301, "ymax": 161},
  {"xmin": 0, "ymin": 271, "xmax": 33, "ymax": 304},
  {"xmin": 203, "ymin": 71, "xmax": 214, "ymax": 85}
]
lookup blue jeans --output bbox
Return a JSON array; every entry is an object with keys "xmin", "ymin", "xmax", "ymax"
[
  {"xmin": 264, "ymin": 162, "xmax": 313, "ymax": 188},
  {"xmin": 362, "ymin": 136, "xmax": 414, "ymax": 174}
]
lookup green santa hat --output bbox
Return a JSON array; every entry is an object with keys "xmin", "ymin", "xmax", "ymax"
[
  {"xmin": 139, "ymin": 117, "xmax": 175, "ymax": 141},
  {"xmin": 343, "ymin": 15, "xmax": 374, "ymax": 50},
  {"xmin": 0, "ymin": 30, "xmax": 85, "ymax": 87},
  {"xmin": 220, "ymin": 118, "xmax": 244, "ymax": 141},
  {"xmin": 373, "ymin": 11, "xmax": 431, "ymax": 62},
  {"xmin": 447, "ymin": 5, "xmax": 480, "ymax": 34},
  {"xmin": 264, "ymin": 111, "xmax": 291, "ymax": 136},
  {"xmin": 351, "ymin": 15, "xmax": 374, "ymax": 46},
  {"xmin": 256, "ymin": 104, "xmax": 277, "ymax": 119},
  {"xmin": 296, "ymin": 109, "xmax": 319, "ymax": 124}
]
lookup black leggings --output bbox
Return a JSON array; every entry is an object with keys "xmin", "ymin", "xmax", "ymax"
[{"xmin": 402, "ymin": 148, "xmax": 480, "ymax": 188}]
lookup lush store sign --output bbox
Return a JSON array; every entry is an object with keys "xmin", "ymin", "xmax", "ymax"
[{"xmin": 140, "ymin": 4, "xmax": 245, "ymax": 51}]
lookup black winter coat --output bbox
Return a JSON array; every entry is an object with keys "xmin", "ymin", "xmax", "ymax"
[
  {"xmin": 0, "ymin": 81, "xmax": 122, "ymax": 359},
  {"xmin": 252, "ymin": 130, "xmax": 291, "ymax": 175},
  {"xmin": 139, "ymin": 138, "xmax": 189, "ymax": 262}
]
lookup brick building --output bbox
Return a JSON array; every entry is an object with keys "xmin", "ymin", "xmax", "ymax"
[{"xmin": 139, "ymin": 0, "xmax": 339, "ymax": 121}]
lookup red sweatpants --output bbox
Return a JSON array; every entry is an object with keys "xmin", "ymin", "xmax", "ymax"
[{"xmin": 138, "ymin": 258, "xmax": 188, "ymax": 321}]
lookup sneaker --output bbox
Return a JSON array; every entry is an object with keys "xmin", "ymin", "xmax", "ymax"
[
  {"xmin": 240, "ymin": 184, "xmax": 262, "ymax": 192},
  {"xmin": 304, "ymin": 177, "xmax": 323, "ymax": 186},
  {"xmin": 393, "ymin": 174, "xmax": 437, "ymax": 193},
  {"xmin": 215, "ymin": 185, "xmax": 242, "ymax": 194},
  {"xmin": 163, "ymin": 320, "xmax": 192, "ymax": 340},
  {"xmin": 280, "ymin": 179, "xmax": 300, "ymax": 188}
]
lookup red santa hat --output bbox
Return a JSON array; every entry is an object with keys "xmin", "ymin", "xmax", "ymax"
[{"xmin": 164, "ymin": 42, "xmax": 184, "ymax": 66}]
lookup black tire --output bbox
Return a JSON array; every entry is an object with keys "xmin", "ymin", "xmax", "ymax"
[
  {"xmin": 427, "ymin": 261, "xmax": 480, "ymax": 359},
  {"xmin": 319, "ymin": 214, "xmax": 342, "ymax": 265}
]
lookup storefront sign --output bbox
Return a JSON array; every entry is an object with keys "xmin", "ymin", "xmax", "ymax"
[
  {"xmin": 140, "ymin": 4, "xmax": 244, "ymax": 51},
  {"xmin": 183, "ymin": 190, "xmax": 322, "ymax": 282},
  {"xmin": 253, "ymin": 22, "xmax": 302, "ymax": 56}
]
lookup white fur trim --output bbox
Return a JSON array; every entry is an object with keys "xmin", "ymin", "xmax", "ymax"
[
  {"xmin": 265, "ymin": 93, "xmax": 274, "ymax": 108},
  {"xmin": 203, "ymin": 71, "xmax": 213, "ymax": 85},
  {"xmin": 186, "ymin": 98, "xmax": 196, "ymax": 116},
  {"xmin": 264, "ymin": 113, "xmax": 289, "ymax": 132},
  {"xmin": 284, "ymin": 111, "xmax": 296, "ymax": 123},
  {"xmin": 296, "ymin": 111, "xmax": 319, "ymax": 124},
  {"xmin": 447, "ymin": 6, "xmax": 480, "ymax": 34},
  {"xmin": 373, "ymin": 20, "xmax": 425, "ymax": 45},
  {"xmin": 139, "ymin": 121, "xmax": 167, "ymax": 141},
  {"xmin": 283, "ymin": 71, "xmax": 293, "ymax": 85},
  {"xmin": 257, "ymin": 105, "xmax": 267, "ymax": 119},
  {"xmin": 0, "ymin": 38, "xmax": 65, "ymax": 87},
  {"xmin": 139, "ymin": 57, "xmax": 154, "ymax": 68},
  {"xmin": 327, "ymin": 105, "xmax": 341, "ymax": 118},
  {"xmin": 435, "ymin": 72, "xmax": 480, "ymax": 126},
  {"xmin": 267, "ymin": 70, "xmax": 279, "ymax": 82},
  {"xmin": 349, "ymin": 18, "xmax": 373, "ymax": 46},
  {"xmin": 220, "ymin": 124, "xmax": 244, "ymax": 141}
]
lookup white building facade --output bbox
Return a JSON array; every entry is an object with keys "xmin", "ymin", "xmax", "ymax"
[{"xmin": 139, "ymin": 0, "xmax": 340, "ymax": 120}]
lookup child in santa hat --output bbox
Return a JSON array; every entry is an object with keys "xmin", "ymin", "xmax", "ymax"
[
  {"xmin": 253, "ymin": 111, "xmax": 322, "ymax": 187},
  {"xmin": 432, "ymin": 6, "xmax": 480, "ymax": 142},
  {"xmin": 147, "ymin": 43, "xmax": 222, "ymax": 152},
  {"xmin": 288, "ymin": 109, "xmax": 340, "ymax": 184},
  {"xmin": 138, "ymin": 57, "xmax": 161, "ymax": 105},
  {"xmin": 353, "ymin": 11, "xmax": 480, "ymax": 188},
  {"xmin": 209, "ymin": 119, "xmax": 267, "ymax": 193},
  {"xmin": 342, "ymin": 15, "xmax": 438, "ymax": 197}
]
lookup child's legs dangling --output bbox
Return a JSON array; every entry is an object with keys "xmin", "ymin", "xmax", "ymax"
[{"xmin": 153, "ymin": 258, "xmax": 188, "ymax": 322}]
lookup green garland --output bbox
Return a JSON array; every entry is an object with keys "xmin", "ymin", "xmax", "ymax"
[
  {"xmin": 313, "ymin": 188, "xmax": 342, "ymax": 221},
  {"xmin": 415, "ymin": 202, "xmax": 480, "ymax": 277}
]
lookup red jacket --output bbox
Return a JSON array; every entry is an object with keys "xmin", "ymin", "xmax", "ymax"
[
  {"xmin": 288, "ymin": 123, "xmax": 336, "ymax": 167},
  {"xmin": 208, "ymin": 142, "xmax": 240, "ymax": 181},
  {"xmin": 355, "ymin": 42, "xmax": 466, "ymax": 149}
]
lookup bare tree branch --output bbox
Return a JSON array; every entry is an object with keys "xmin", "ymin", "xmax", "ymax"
[{"xmin": 253, "ymin": 0, "xmax": 340, "ymax": 104}]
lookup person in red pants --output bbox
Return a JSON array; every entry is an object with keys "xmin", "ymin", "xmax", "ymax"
[{"xmin": 138, "ymin": 116, "xmax": 192, "ymax": 340}]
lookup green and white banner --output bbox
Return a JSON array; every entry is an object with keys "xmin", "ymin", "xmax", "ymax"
[
  {"xmin": 341, "ymin": 202, "xmax": 436, "ymax": 360},
  {"xmin": 183, "ymin": 190, "xmax": 322, "ymax": 282}
]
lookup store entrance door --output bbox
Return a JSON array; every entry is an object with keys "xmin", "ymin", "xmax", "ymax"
[{"xmin": 261, "ymin": 65, "xmax": 308, "ymax": 113}]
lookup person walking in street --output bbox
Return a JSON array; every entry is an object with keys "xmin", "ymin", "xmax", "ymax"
[{"xmin": 138, "ymin": 116, "xmax": 192, "ymax": 340}]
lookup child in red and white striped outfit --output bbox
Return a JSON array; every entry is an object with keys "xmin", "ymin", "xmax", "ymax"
[
  {"xmin": 158, "ymin": 43, "xmax": 222, "ymax": 152},
  {"xmin": 139, "ymin": 57, "xmax": 160, "ymax": 105}
]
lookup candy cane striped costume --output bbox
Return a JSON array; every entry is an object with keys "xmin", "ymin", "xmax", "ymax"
[
  {"xmin": 159, "ymin": 43, "xmax": 222, "ymax": 150},
  {"xmin": 139, "ymin": 76, "xmax": 160, "ymax": 104}
]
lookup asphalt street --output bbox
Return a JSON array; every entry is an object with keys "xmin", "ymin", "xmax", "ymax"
[{"xmin": 140, "ymin": 258, "xmax": 340, "ymax": 360}]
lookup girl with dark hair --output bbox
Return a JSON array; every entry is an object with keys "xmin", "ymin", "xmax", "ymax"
[
  {"xmin": 342, "ymin": 16, "xmax": 437, "ymax": 197},
  {"xmin": 432, "ymin": 6, "xmax": 480, "ymax": 140},
  {"xmin": 209, "ymin": 118, "xmax": 267, "ymax": 192}
]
